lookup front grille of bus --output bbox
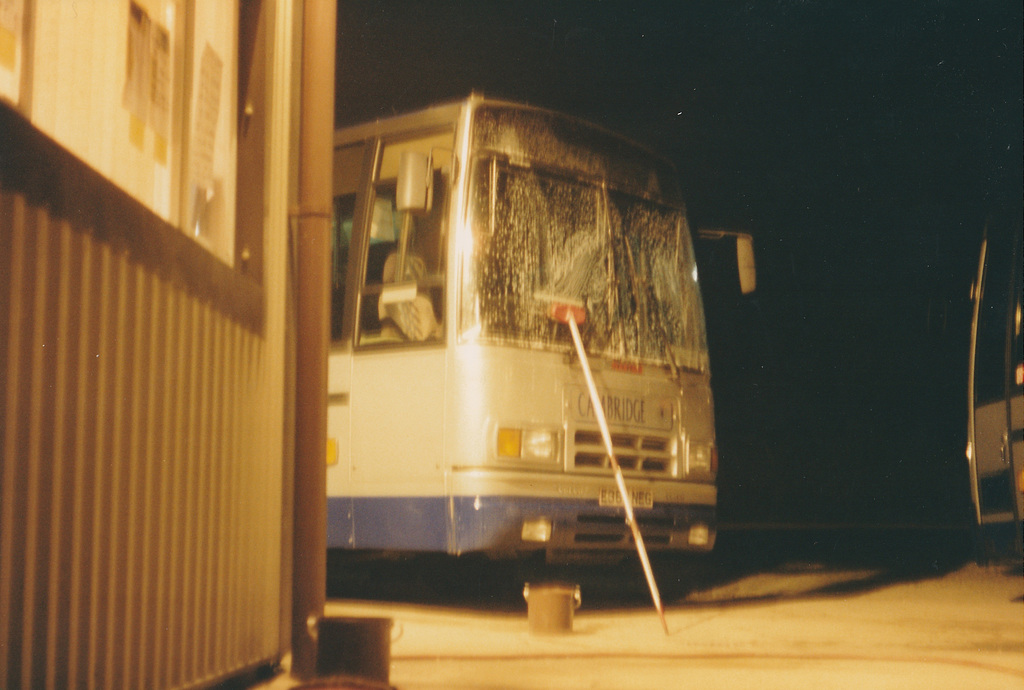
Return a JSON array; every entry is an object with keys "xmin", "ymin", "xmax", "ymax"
[
  {"xmin": 573, "ymin": 514, "xmax": 675, "ymax": 546},
  {"xmin": 571, "ymin": 428, "xmax": 674, "ymax": 476}
]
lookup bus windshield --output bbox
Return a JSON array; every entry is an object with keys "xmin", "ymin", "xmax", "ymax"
[{"xmin": 462, "ymin": 158, "xmax": 708, "ymax": 372}]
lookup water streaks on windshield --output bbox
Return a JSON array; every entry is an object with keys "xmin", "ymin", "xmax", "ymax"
[{"xmin": 461, "ymin": 106, "xmax": 707, "ymax": 371}]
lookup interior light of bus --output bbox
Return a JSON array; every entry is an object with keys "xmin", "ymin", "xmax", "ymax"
[{"xmin": 1016, "ymin": 362, "xmax": 1023, "ymax": 387}]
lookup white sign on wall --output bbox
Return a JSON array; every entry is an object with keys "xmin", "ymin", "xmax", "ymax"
[
  {"xmin": 23, "ymin": 0, "xmax": 239, "ymax": 266},
  {"xmin": 0, "ymin": 0, "xmax": 24, "ymax": 105}
]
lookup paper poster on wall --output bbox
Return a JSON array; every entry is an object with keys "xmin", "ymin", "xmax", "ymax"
[
  {"xmin": 0, "ymin": 0, "xmax": 23, "ymax": 105},
  {"xmin": 123, "ymin": 2, "xmax": 171, "ymax": 163},
  {"xmin": 124, "ymin": 2, "xmax": 151, "ymax": 137},
  {"xmin": 150, "ymin": 23, "xmax": 170, "ymax": 163},
  {"xmin": 188, "ymin": 42, "xmax": 222, "ymax": 241}
]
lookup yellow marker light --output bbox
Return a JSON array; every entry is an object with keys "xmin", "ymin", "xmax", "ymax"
[
  {"xmin": 497, "ymin": 427, "xmax": 522, "ymax": 458},
  {"xmin": 326, "ymin": 437, "xmax": 338, "ymax": 466},
  {"xmin": 498, "ymin": 427, "xmax": 558, "ymax": 463}
]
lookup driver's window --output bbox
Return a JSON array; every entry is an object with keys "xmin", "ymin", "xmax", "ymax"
[{"xmin": 358, "ymin": 132, "xmax": 452, "ymax": 346}]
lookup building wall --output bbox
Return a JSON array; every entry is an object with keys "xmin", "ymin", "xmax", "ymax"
[{"xmin": 0, "ymin": 1, "xmax": 297, "ymax": 688}]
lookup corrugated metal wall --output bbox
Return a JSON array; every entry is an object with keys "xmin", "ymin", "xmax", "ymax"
[{"xmin": 0, "ymin": 190, "xmax": 285, "ymax": 689}]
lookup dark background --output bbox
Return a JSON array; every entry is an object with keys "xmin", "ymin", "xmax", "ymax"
[{"xmin": 333, "ymin": 1, "xmax": 1022, "ymax": 528}]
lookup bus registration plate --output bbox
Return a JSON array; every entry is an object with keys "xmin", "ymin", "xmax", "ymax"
[{"xmin": 599, "ymin": 488, "xmax": 653, "ymax": 509}]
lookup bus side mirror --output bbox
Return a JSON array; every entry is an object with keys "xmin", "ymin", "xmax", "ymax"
[
  {"xmin": 396, "ymin": 150, "xmax": 433, "ymax": 213},
  {"xmin": 737, "ymin": 234, "xmax": 756, "ymax": 295},
  {"xmin": 697, "ymin": 229, "xmax": 757, "ymax": 295}
]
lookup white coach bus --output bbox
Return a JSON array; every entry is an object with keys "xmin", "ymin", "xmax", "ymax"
[{"xmin": 325, "ymin": 96, "xmax": 751, "ymax": 558}]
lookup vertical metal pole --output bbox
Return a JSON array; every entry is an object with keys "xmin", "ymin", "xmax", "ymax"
[{"xmin": 292, "ymin": 0, "xmax": 336, "ymax": 679}]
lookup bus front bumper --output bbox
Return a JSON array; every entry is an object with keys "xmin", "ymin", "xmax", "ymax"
[
  {"xmin": 326, "ymin": 470, "xmax": 716, "ymax": 555},
  {"xmin": 449, "ymin": 468, "xmax": 716, "ymax": 555}
]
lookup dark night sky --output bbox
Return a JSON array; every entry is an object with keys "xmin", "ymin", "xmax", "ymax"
[{"xmin": 334, "ymin": 1, "xmax": 1023, "ymax": 526}]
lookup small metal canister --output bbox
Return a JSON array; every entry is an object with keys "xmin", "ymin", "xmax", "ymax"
[{"xmin": 523, "ymin": 582, "xmax": 582, "ymax": 634}]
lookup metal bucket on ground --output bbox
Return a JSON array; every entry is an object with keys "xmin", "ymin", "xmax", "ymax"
[
  {"xmin": 315, "ymin": 616, "xmax": 393, "ymax": 683},
  {"xmin": 523, "ymin": 582, "xmax": 582, "ymax": 634}
]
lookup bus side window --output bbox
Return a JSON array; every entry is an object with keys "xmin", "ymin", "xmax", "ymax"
[
  {"xmin": 331, "ymin": 193, "xmax": 355, "ymax": 341},
  {"xmin": 357, "ymin": 133, "xmax": 451, "ymax": 346},
  {"xmin": 362, "ymin": 195, "xmax": 398, "ymax": 335},
  {"xmin": 358, "ymin": 189, "xmax": 401, "ymax": 341},
  {"xmin": 332, "ymin": 142, "xmax": 369, "ymax": 344}
]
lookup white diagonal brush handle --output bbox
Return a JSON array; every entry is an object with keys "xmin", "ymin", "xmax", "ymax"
[{"xmin": 564, "ymin": 315, "xmax": 669, "ymax": 635}]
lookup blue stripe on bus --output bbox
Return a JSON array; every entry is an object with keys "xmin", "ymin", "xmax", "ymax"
[
  {"xmin": 327, "ymin": 495, "xmax": 450, "ymax": 551},
  {"xmin": 328, "ymin": 494, "xmax": 715, "ymax": 554}
]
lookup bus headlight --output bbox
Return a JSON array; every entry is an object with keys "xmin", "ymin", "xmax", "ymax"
[{"xmin": 497, "ymin": 427, "xmax": 559, "ymax": 463}]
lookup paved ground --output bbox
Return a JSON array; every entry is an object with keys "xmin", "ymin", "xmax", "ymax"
[{"xmin": 256, "ymin": 536, "xmax": 1023, "ymax": 689}]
